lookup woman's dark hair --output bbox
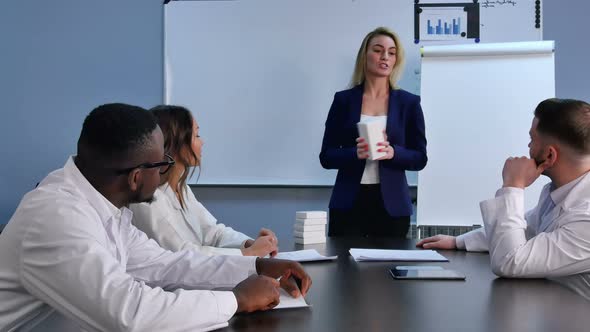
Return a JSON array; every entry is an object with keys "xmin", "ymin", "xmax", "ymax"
[
  {"xmin": 150, "ymin": 105, "xmax": 199, "ymax": 209},
  {"xmin": 534, "ymin": 98, "xmax": 590, "ymax": 154}
]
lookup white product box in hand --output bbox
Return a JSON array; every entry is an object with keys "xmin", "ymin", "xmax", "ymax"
[
  {"xmin": 357, "ymin": 120, "xmax": 386, "ymax": 160},
  {"xmin": 294, "ymin": 211, "xmax": 327, "ymax": 244}
]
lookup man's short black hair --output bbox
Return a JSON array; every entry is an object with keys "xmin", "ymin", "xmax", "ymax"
[
  {"xmin": 534, "ymin": 98, "xmax": 590, "ymax": 154},
  {"xmin": 77, "ymin": 103, "xmax": 158, "ymax": 163}
]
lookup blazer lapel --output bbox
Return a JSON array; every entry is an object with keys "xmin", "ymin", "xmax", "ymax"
[
  {"xmin": 351, "ymin": 84, "xmax": 364, "ymax": 123},
  {"xmin": 162, "ymin": 185, "xmax": 204, "ymax": 241},
  {"xmin": 386, "ymin": 89, "xmax": 401, "ymax": 139}
]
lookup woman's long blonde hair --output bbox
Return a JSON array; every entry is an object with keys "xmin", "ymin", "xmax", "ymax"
[{"xmin": 349, "ymin": 27, "xmax": 406, "ymax": 89}]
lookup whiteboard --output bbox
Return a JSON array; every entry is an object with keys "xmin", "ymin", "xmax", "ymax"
[
  {"xmin": 417, "ymin": 41, "xmax": 555, "ymax": 227},
  {"xmin": 165, "ymin": 0, "xmax": 543, "ymax": 185}
]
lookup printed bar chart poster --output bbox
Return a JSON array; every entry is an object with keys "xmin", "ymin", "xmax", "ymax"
[
  {"xmin": 414, "ymin": 2, "xmax": 480, "ymax": 44},
  {"xmin": 420, "ymin": 8, "xmax": 467, "ymax": 41}
]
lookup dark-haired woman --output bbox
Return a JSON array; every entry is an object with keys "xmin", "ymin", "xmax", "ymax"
[{"xmin": 130, "ymin": 105, "xmax": 278, "ymax": 257}]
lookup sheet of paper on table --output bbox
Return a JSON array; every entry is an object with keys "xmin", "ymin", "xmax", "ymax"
[
  {"xmin": 349, "ymin": 248, "xmax": 448, "ymax": 262},
  {"xmin": 274, "ymin": 249, "xmax": 337, "ymax": 262},
  {"xmin": 274, "ymin": 288, "xmax": 309, "ymax": 309}
]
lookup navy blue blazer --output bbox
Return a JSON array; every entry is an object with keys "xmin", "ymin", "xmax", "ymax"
[{"xmin": 319, "ymin": 85, "xmax": 427, "ymax": 217}]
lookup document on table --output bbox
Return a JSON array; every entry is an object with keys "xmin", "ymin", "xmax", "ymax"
[
  {"xmin": 349, "ymin": 248, "xmax": 448, "ymax": 262},
  {"xmin": 274, "ymin": 249, "xmax": 337, "ymax": 262},
  {"xmin": 274, "ymin": 288, "xmax": 309, "ymax": 309}
]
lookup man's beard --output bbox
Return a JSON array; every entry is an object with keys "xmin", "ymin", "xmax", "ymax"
[
  {"xmin": 531, "ymin": 150, "xmax": 549, "ymax": 174},
  {"xmin": 533, "ymin": 157, "xmax": 546, "ymax": 167},
  {"xmin": 129, "ymin": 184, "xmax": 156, "ymax": 204},
  {"xmin": 531, "ymin": 149, "xmax": 546, "ymax": 167}
]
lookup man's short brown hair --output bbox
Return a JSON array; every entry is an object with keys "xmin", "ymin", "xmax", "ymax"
[{"xmin": 534, "ymin": 98, "xmax": 590, "ymax": 154}]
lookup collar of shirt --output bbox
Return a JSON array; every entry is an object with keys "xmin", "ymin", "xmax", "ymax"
[
  {"xmin": 548, "ymin": 171, "xmax": 589, "ymax": 209},
  {"xmin": 160, "ymin": 183, "xmax": 184, "ymax": 211},
  {"xmin": 65, "ymin": 156, "xmax": 126, "ymax": 223}
]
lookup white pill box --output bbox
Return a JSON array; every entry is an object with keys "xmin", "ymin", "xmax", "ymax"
[
  {"xmin": 294, "ymin": 236, "xmax": 326, "ymax": 245},
  {"xmin": 293, "ymin": 229, "xmax": 325, "ymax": 238},
  {"xmin": 357, "ymin": 120, "xmax": 386, "ymax": 160},
  {"xmin": 295, "ymin": 218, "xmax": 327, "ymax": 226},
  {"xmin": 295, "ymin": 211, "xmax": 327, "ymax": 219},
  {"xmin": 294, "ymin": 223, "xmax": 326, "ymax": 232}
]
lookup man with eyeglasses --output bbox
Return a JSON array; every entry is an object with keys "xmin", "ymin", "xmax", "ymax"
[{"xmin": 0, "ymin": 103, "xmax": 311, "ymax": 331}]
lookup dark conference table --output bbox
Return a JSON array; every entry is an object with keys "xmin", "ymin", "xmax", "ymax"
[
  {"xmin": 223, "ymin": 237, "xmax": 590, "ymax": 332},
  {"xmin": 32, "ymin": 237, "xmax": 590, "ymax": 332}
]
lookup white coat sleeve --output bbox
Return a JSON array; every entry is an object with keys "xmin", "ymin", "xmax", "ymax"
[
  {"xmin": 455, "ymin": 228, "xmax": 488, "ymax": 252},
  {"xmin": 481, "ymin": 190, "xmax": 590, "ymax": 278},
  {"xmin": 20, "ymin": 202, "xmax": 255, "ymax": 332},
  {"xmin": 131, "ymin": 201, "xmax": 244, "ymax": 256},
  {"xmin": 123, "ymin": 219, "xmax": 257, "ymax": 289},
  {"xmin": 456, "ymin": 188, "xmax": 537, "ymax": 252},
  {"xmin": 188, "ymin": 190, "xmax": 252, "ymax": 249}
]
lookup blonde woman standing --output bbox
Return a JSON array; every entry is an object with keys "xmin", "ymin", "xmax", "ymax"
[{"xmin": 320, "ymin": 27, "xmax": 428, "ymax": 237}]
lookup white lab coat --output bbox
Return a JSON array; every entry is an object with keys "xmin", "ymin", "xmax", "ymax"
[
  {"xmin": 457, "ymin": 172, "xmax": 590, "ymax": 282},
  {"xmin": 130, "ymin": 184, "xmax": 251, "ymax": 256},
  {"xmin": 0, "ymin": 157, "xmax": 258, "ymax": 332}
]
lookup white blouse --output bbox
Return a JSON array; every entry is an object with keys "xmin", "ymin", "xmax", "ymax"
[
  {"xmin": 130, "ymin": 184, "xmax": 252, "ymax": 256},
  {"xmin": 360, "ymin": 114, "xmax": 387, "ymax": 184}
]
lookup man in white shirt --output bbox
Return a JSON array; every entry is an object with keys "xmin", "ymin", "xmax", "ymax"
[
  {"xmin": 417, "ymin": 98, "xmax": 590, "ymax": 280},
  {"xmin": 0, "ymin": 103, "xmax": 311, "ymax": 332}
]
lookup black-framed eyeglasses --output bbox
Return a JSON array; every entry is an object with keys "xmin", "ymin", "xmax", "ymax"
[{"xmin": 115, "ymin": 154, "xmax": 175, "ymax": 175}]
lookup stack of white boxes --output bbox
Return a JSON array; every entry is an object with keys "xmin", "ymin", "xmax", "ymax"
[{"xmin": 294, "ymin": 211, "xmax": 327, "ymax": 244}]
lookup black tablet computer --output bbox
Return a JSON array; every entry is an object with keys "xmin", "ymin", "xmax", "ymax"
[{"xmin": 389, "ymin": 267, "xmax": 466, "ymax": 280}]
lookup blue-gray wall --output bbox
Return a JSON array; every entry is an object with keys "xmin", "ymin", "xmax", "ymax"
[
  {"xmin": 1, "ymin": 1, "xmax": 589, "ymax": 238},
  {"xmin": 544, "ymin": 0, "xmax": 590, "ymax": 101},
  {"xmin": 193, "ymin": 186, "xmax": 333, "ymax": 241},
  {"xmin": 0, "ymin": 1, "xmax": 163, "ymax": 223}
]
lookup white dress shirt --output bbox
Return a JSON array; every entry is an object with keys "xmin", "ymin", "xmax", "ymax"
[
  {"xmin": 130, "ymin": 184, "xmax": 252, "ymax": 256},
  {"xmin": 0, "ymin": 157, "xmax": 257, "ymax": 332},
  {"xmin": 456, "ymin": 171, "xmax": 590, "ymax": 282}
]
